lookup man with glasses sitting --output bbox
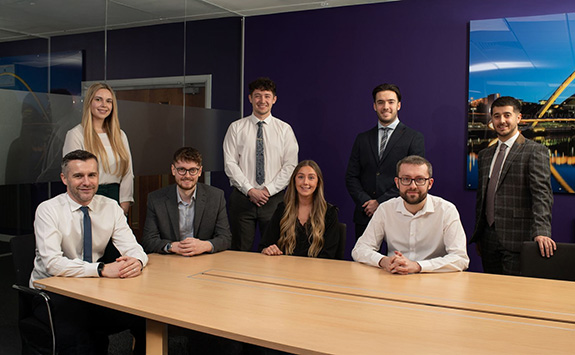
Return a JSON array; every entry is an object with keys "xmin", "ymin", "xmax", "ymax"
[
  {"xmin": 352, "ymin": 155, "xmax": 469, "ymax": 274},
  {"xmin": 142, "ymin": 147, "xmax": 232, "ymax": 256}
]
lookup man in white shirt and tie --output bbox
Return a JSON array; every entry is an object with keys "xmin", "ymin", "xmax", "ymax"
[
  {"xmin": 31, "ymin": 149, "xmax": 148, "ymax": 354},
  {"xmin": 223, "ymin": 77, "xmax": 299, "ymax": 251}
]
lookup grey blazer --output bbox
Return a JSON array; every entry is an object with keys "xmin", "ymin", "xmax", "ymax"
[
  {"xmin": 471, "ymin": 134, "xmax": 553, "ymax": 252},
  {"xmin": 141, "ymin": 183, "xmax": 232, "ymax": 254}
]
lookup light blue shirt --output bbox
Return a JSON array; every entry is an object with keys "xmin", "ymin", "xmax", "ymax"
[
  {"xmin": 177, "ymin": 188, "xmax": 197, "ymax": 240},
  {"xmin": 378, "ymin": 118, "xmax": 400, "ymax": 153}
]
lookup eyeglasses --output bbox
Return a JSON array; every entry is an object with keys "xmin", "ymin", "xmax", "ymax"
[
  {"xmin": 174, "ymin": 166, "xmax": 200, "ymax": 176},
  {"xmin": 398, "ymin": 177, "xmax": 430, "ymax": 186}
]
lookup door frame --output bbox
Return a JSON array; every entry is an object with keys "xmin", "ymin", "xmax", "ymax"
[{"xmin": 82, "ymin": 74, "xmax": 212, "ymax": 108}]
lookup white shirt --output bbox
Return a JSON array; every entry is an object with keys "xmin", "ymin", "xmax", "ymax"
[
  {"xmin": 30, "ymin": 193, "xmax": 148, "ymax": 287},
  {"xmin": 223, "ymin": 114, "xmax": 299, "ymax": 196},
  {"xmin": 489, "ymin": 131, "xmax": 520, "ymax": 178},
  {"xmin": 351, "ymin": 194, "xmax": 469, "ymax": 273},
  {"xmin": 63, "ymin": 124, "xmax": 135, "ymax": 204}
]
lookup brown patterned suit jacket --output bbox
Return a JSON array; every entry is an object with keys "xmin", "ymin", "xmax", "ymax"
[{"xmin": 471, "ymin": 134, "xmax": 553, "ymax": 252}]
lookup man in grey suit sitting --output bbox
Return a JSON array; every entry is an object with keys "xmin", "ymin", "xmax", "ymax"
[{"xmin": 142, "ymin": 147, "xmax": 232, "ymax": 256}]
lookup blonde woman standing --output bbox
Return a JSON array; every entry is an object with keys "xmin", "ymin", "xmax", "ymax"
[
  {"xmin": 63, "ymin": 83, "xmax": 133, "ymax": 215},
  {"xmin": 259, "ymin": 160, "xmax": 340, "ymax": 259}
]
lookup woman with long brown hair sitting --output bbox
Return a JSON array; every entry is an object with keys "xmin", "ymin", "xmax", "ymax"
[{"xmin": 259, "ymin": 160, "xmax": 340, "ymax": 258}]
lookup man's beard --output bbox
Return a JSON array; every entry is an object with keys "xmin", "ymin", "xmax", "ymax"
[{"xmin": 400, "ymin": 189, "xmax": 427, "ymax": 205}]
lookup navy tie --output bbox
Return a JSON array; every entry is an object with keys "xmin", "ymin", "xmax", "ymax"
[
  {"xmin": 256, "ymin": 121, "xmax": 265, "ymax": 185},
  {"xmin": 80, "ymin": 206, "xmax": 92, "ymax": 262}
]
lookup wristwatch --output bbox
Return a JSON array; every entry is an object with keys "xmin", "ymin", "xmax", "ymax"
[
  {"xmin": 97, "ymin": 262, "xmax": 105, "ymax": 277},
  {"xmin": 166, "ymin": 243, "xmax": 172, "ymax": 253}
]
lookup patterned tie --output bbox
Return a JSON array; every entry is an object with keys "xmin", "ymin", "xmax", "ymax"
[
  {"xmin": 379, "ymin": 127, "xmax": 391, "ymax": 159},
  {"xmin": 486, "ymin": 144, "xmax": 507, "ymax": 226},
  {"xmin": 80, "ymin": 206, "xmax": 92, "ymax": 262},
  {"xmin": 256, "ymin": 121, "xmax": 265, "ymax": 185}
]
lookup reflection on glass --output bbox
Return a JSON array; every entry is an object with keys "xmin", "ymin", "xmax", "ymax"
[
  {"xmin": 0, "ymin": 90, "xmax": 82, "ymax": 184},
  {"xmin": 0, "ymin": 90, "xmax": 239, "ymax": 184},
  {"xmin": 119, "ymin": 99, "xmax": 239, "ymax": 175}
]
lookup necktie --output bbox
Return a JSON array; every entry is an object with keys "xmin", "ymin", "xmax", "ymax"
[
  {"xmin": 379, "ymin": 127, "xmax": 391, "ymax": 158},
  {"xmin": 256, "ymin": 121, "xmax": 265, "ymax": 185},
  {"xmin": 486, "ymin": 144, "xmax": 507, "ymax": 226},
  {"xmin": 80, "ymin": 206, "xmax": 92, "ymax": 262}
]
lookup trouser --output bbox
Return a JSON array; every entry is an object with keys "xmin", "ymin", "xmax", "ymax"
[
  {"xmin": 479, "ymin": 223, "xmax": 521, "ymax": 276},
  {"xmin": 169, "ymin": 325, "xmax": 243, "ymax": 354},
  {"xmin": 228, "ymin": 188, "xmax": 283, "ymax": 251},
  {"xmin": 33, "ymin": 291, "xmax": 145, "ymax": 355}
]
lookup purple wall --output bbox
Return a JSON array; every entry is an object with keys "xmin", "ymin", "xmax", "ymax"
[{"xmin": 244, "ymin": 0, "xmax": 575, "ymax": 270}]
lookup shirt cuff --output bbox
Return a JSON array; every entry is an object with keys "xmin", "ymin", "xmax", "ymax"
[
  {"xmin": 370, "ymin": 253, "xmax": 385, "ymax": 268},
  {"xmin": 88, "ymin": 263, "xmax": 100, "ymax": 277},
  {"xmin": 418, "ymin": 260, "xmax": 432, "ymax": 273},
  {"xmin": 240, "ymin": 184, "xmax": 254, "ymax": 196}
]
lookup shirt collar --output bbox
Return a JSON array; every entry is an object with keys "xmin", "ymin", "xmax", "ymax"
[
  {"xmin": 394, "ymin": 194, "xmax": 434, "ymax": 217},
  {"xmin": 498, "ymin": 131, "xmax": 520, "ymax": 149},
  {"xmin": 176, "ymin": 186, "xmax": 197, "ymax": 206},
  {"xmin": 249, "ymin": 113, "xmax": 273, "ymax": 125},
  {"xmin": 378, "ymin": 118, "xmax": 400, "ymax": 131},
  {"xmin": 65, "ymin": 192, "xmax": 94, "ymax": 212}
]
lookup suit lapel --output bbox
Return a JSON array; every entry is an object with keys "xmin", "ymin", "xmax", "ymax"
[
  {"xmin": 166, "ymin": 185, "xmax": 180, "ymax": 240},
  {"xmin": 369, "ymin": 126, "xmax": 380, "ymax": 163},
  {"xmin": 194, "ymin": 183, "xmax": 206, "ymax": 236},
  {"xmin": 480, "ymin": 145, "xmax": 496, "ymax": 192},
  {"xmin": 380, "ymin": 123, "xmax": 405, "ymax": 164},
  {"xmin": 498, "ymin": 134, "xmax": 525, "ymax": 189}
]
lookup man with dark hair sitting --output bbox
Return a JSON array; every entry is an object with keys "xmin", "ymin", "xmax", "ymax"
[{"xmin": 31, "ymin": 149, "xmax": 148, "ymax": 354}]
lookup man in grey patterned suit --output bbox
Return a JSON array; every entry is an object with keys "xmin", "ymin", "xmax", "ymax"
[{"xmin": 471, "ymin": 96, "xmax": 555, "ymax": 275}]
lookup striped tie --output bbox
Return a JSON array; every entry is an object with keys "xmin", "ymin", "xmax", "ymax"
[{"xmin": 256, "ymin": 121, "xmax": 265, "ymax": 185}]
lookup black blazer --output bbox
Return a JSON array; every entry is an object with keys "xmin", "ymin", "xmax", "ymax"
[
  {"xmin": 141, "ymin": 183, "xmax": 232, "ymax": 254},
  {"xmin": 345, "ymin": 122, "xmax": 425, "ymax": 225}
]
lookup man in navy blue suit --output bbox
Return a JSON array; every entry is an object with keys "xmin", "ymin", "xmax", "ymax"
[{"xmin": 346, "ymin": 83, "xmax": 425, "ymax": 239}]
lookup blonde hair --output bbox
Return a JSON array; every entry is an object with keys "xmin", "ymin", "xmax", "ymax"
[
  {"xmin": 277, "ymin": 160, "xmax": 327, "ymax": 257},
  {"xmin": 81, "ymin": 83, "xmax": 129, "ymax": 176}
]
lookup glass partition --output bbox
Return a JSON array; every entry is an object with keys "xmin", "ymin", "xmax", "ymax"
[{"xmin": 0, "ymin": 0, "xmax": 242, "ymax": 237}]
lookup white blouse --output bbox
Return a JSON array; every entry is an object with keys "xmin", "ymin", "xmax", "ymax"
[{"xmin": 63, "ymin": 124, "xmax": 134, "ymax": 204}]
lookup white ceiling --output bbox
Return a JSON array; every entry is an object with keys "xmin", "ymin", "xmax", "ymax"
[{"xmin": 0, "ymin": 0, "xmax": 397, "ymax": 42}]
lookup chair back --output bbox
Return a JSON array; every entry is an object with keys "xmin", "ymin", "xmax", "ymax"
[
  {"xmin": 336, "ymin": 223, "xmax": 347, "ymax": 260},
  {"xmin": 10, "ymin": 234, "xmax": 36, "ymax": 287},
  {"xmin": 11, "ymin": 234, "xmax": 56, "ymax": 354},
  {"xmin": 520, "ymin": 242, "xmax": 575, "ymax": 281}
]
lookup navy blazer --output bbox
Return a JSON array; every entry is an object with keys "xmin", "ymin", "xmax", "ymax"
[
  {"xmin": 345, "ymin": 122, "xmax": 425, "ymax": 225},
  {"xmin": 471, "ymin": 134, "xmax": 553, "ymax": 252},
  {"xmin": 141, "ymin": 183, "xmax": 232, "ymax": 254}
]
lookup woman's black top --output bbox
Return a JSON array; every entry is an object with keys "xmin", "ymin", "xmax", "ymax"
[{"xmin": 259, "ymin": 202, "xmax": 340, "ymax": 259}]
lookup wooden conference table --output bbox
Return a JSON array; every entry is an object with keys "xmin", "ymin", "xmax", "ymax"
[{"xmin": 35, "ymin": 251, "xmax": 575, "ymax": 354}]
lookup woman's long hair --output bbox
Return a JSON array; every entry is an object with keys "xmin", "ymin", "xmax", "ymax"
[
  {"xmin": 277, "ymin": 160, "xmax": 327, "ymax": 257},
  {"xmin": 81, "ymin": 83, "xmax": 129, "ymax": 176}
]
